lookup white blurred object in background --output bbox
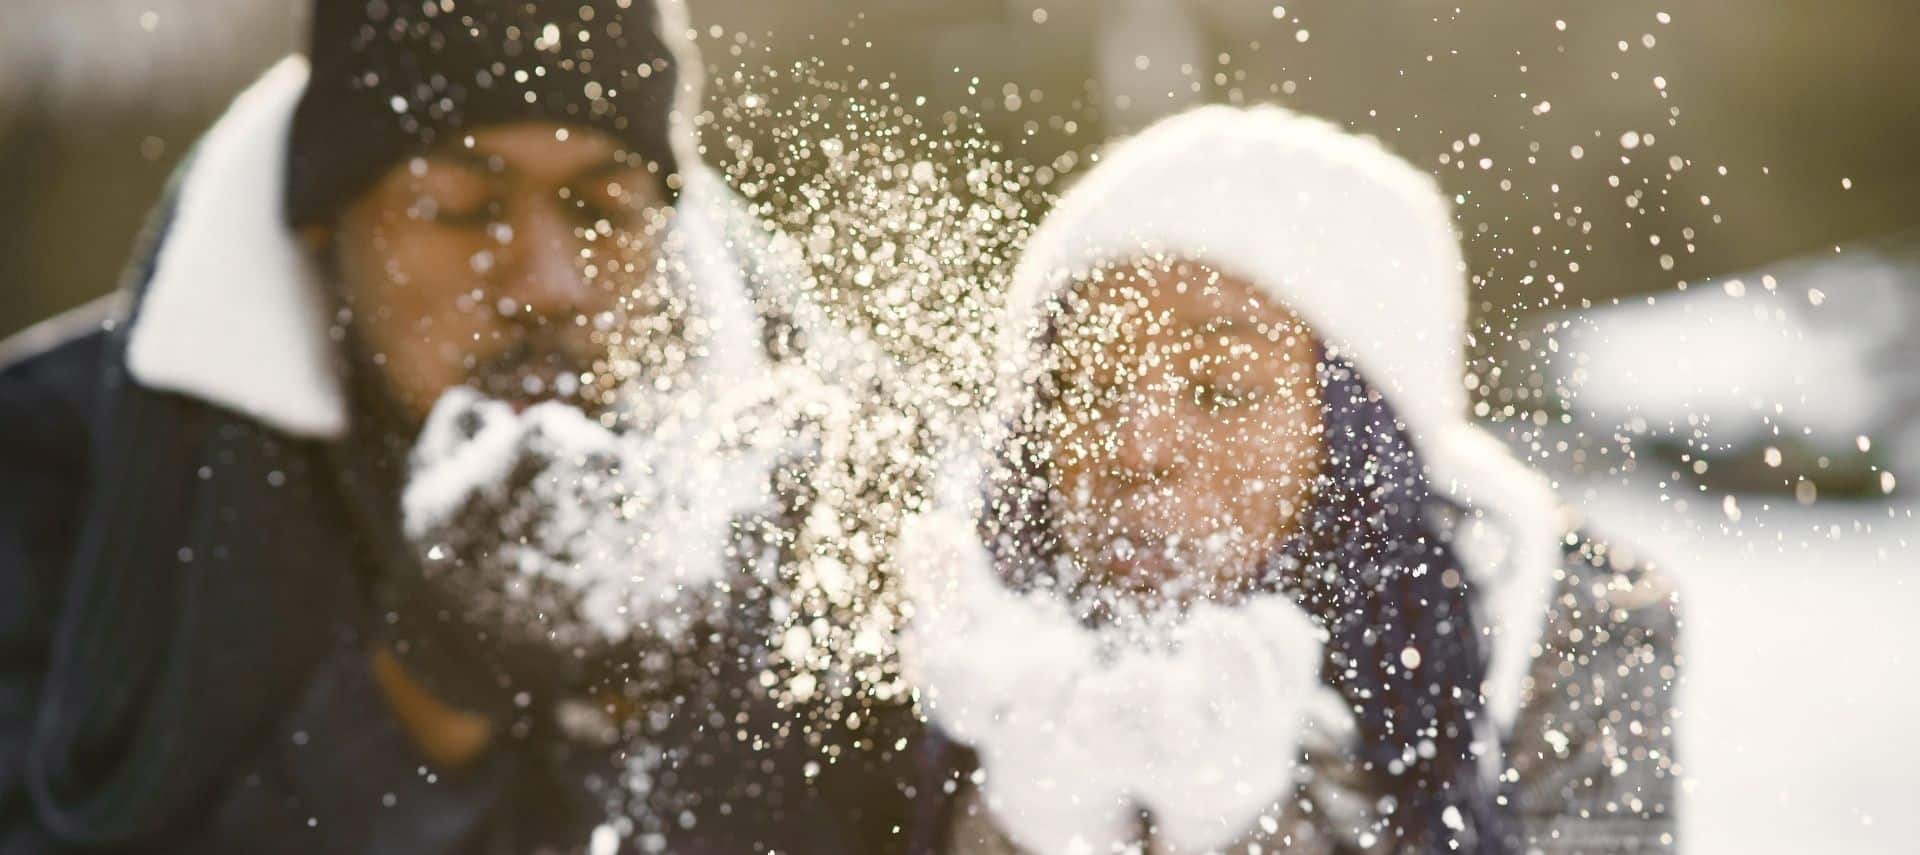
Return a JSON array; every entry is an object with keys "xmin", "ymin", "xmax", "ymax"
[
  {"xmin": 1542, "ymin": 236, "xmax": 1920, "ymax": 853},
  {"xmin": 1551, "ymin": 238, "xmax": 1920, "ymax": 492}
]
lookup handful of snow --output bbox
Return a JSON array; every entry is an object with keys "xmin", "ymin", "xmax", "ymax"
[{"xmin": 401, "ymin": 377, "xmax": 822, "ymax": 654}]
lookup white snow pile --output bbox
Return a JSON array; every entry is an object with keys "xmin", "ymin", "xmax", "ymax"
[
  {"xmin": 1553, "ymin": 250, "xmax": 1917, "ymax": 454},
  {"xmin": 401, "ymin": 374, "xmax": 836, "ymax": 649}
]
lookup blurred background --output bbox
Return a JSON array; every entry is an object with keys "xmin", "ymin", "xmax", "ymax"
[{"xmin": 4, "ymin": 1, "xmax": 1916, "ymax": 850}]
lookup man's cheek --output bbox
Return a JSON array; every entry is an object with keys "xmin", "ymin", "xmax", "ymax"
[
  {"xmin": 386, "ymin": 336, "xmax": 481, "ymax": 411},
  {"xmin": 426, "ymin": 310, "xmax": 504, "ymax": 365}
]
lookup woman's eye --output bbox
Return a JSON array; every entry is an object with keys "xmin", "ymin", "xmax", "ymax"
[{"xmin": 1195, "ymin": 382, "xmax": 1261, "ymax": 412}]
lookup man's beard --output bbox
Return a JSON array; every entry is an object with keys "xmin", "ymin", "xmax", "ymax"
[{"xmin": 462, "ymin": 277, "xmax": 701, "ymax": 425}]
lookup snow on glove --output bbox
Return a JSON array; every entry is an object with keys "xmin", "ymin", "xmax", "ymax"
[
  {"xmin": 401, "ymin": 381, "xmax": 806, "ymax": 665},
  {"xmin": 898, "ymin": 501, "xmax": 1341, "ymax": 854}
]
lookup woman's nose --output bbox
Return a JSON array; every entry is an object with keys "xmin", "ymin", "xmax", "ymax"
[{"xmin": 1112, "ymin": 379, "xmax": 1185, "ymax": 479}]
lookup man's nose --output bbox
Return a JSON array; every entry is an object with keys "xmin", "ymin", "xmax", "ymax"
[{"xmin": 497, "ymin": 203, "xmax": 604, "ymax": 319}]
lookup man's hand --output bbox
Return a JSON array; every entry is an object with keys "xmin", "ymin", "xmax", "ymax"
[{"xmin": 400, "ymin": 386, "xmax": 784, "ymax": 658}]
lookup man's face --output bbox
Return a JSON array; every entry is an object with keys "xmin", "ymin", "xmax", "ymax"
[
  {"xmin": 1043, "ymin": 260, "xmax": 1324, "ymax": 597},
  {"xmin": 329, "ymin": 122, "xmax": 676, "ymax": 425}
]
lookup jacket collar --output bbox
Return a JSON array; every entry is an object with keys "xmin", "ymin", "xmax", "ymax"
[{"xmin": 126, "ymin": 56, "xmax": 346, "ymax": 438}]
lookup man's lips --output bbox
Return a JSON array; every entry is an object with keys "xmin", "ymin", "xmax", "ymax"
[{"xmin": 476, "ymin": 365, "xmax": 584, "ymax": 413}]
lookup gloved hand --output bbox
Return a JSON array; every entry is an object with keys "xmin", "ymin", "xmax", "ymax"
[{"xmin": 398, "ymin": 384, "xmax": 791, "ymax": 690}]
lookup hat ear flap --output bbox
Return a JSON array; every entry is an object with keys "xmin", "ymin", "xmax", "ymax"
[{"xmin": 1425, "ymin": 424, "xmax": 1567, "ymax": 727}]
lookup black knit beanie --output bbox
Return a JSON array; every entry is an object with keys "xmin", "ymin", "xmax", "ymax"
[{"xmin": 286, "ymin": 0, "xmax": 685, "ymax": 227}]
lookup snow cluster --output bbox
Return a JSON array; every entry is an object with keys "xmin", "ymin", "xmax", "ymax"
[
  {"xmin": 898, "ymin": 503, "xmax": 1339, "ymax": 854},
  {"xmin": 401, "ymin": 376, "xmax": 825, "ymax": 650}
]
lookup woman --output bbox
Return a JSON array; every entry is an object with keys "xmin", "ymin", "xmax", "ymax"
[{"xmin": 900, "ymin": 106, "xmax": 1682, "ymax": 853}]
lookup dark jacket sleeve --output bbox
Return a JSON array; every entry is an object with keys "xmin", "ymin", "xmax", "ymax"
[
  {"xmin": 1506, "ymin": 532, "xmax": 1684, "ymax": 853},
  {"xmin": 0, "ymin": 325, "xmax": 108, "ymax": 849}
]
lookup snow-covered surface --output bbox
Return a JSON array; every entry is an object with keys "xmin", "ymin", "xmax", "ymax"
[
  {"xmin": 1554, "ymin": 249, "xmax": 1920, "ymax": 460},
  {"xmin": 1546, "ymin": 244, "xmax": 1920, "ymax": 852},
  {"xmin": 1567, "ymin": 478, "xmax": 1918, "ymax": 853},
  {"xmin": 1544, "ymin": 246, "xmax": 1920, "ymax": 851},
  {"xmin": 1561, "ymin": 290, "xmax": 1876, "ymax": 445}
]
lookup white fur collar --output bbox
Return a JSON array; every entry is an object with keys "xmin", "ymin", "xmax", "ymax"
[
  {"xmin": 125, "ymin": 54, "xmax": 773, "ymax": 441},
  {"xmin": 127, "ymin": 57, "xmax": 344, "ymax": 438}
]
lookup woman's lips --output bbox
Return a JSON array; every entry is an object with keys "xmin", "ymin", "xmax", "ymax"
[{"xmin": 1086, "ymin": 525, "xmax": 1255, "ymax": 595}]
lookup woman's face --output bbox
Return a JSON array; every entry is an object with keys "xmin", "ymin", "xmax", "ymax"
[{"xmin": 1042, "ymin": 259, "xmax": 1324, "ymax": 597}]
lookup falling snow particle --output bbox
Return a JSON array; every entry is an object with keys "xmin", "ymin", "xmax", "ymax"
[
  {"xmin": 590, "ymin": 825, "xmax": 621, "ymax": 855},
  {"xmin": 1795, "ymin": 480, "xmax": 1819, "ymax": 505}
]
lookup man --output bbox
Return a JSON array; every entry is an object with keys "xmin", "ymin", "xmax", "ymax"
[{"xmin": 0, "ymin": 2, "xmax": 908, "ymax": 852}]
